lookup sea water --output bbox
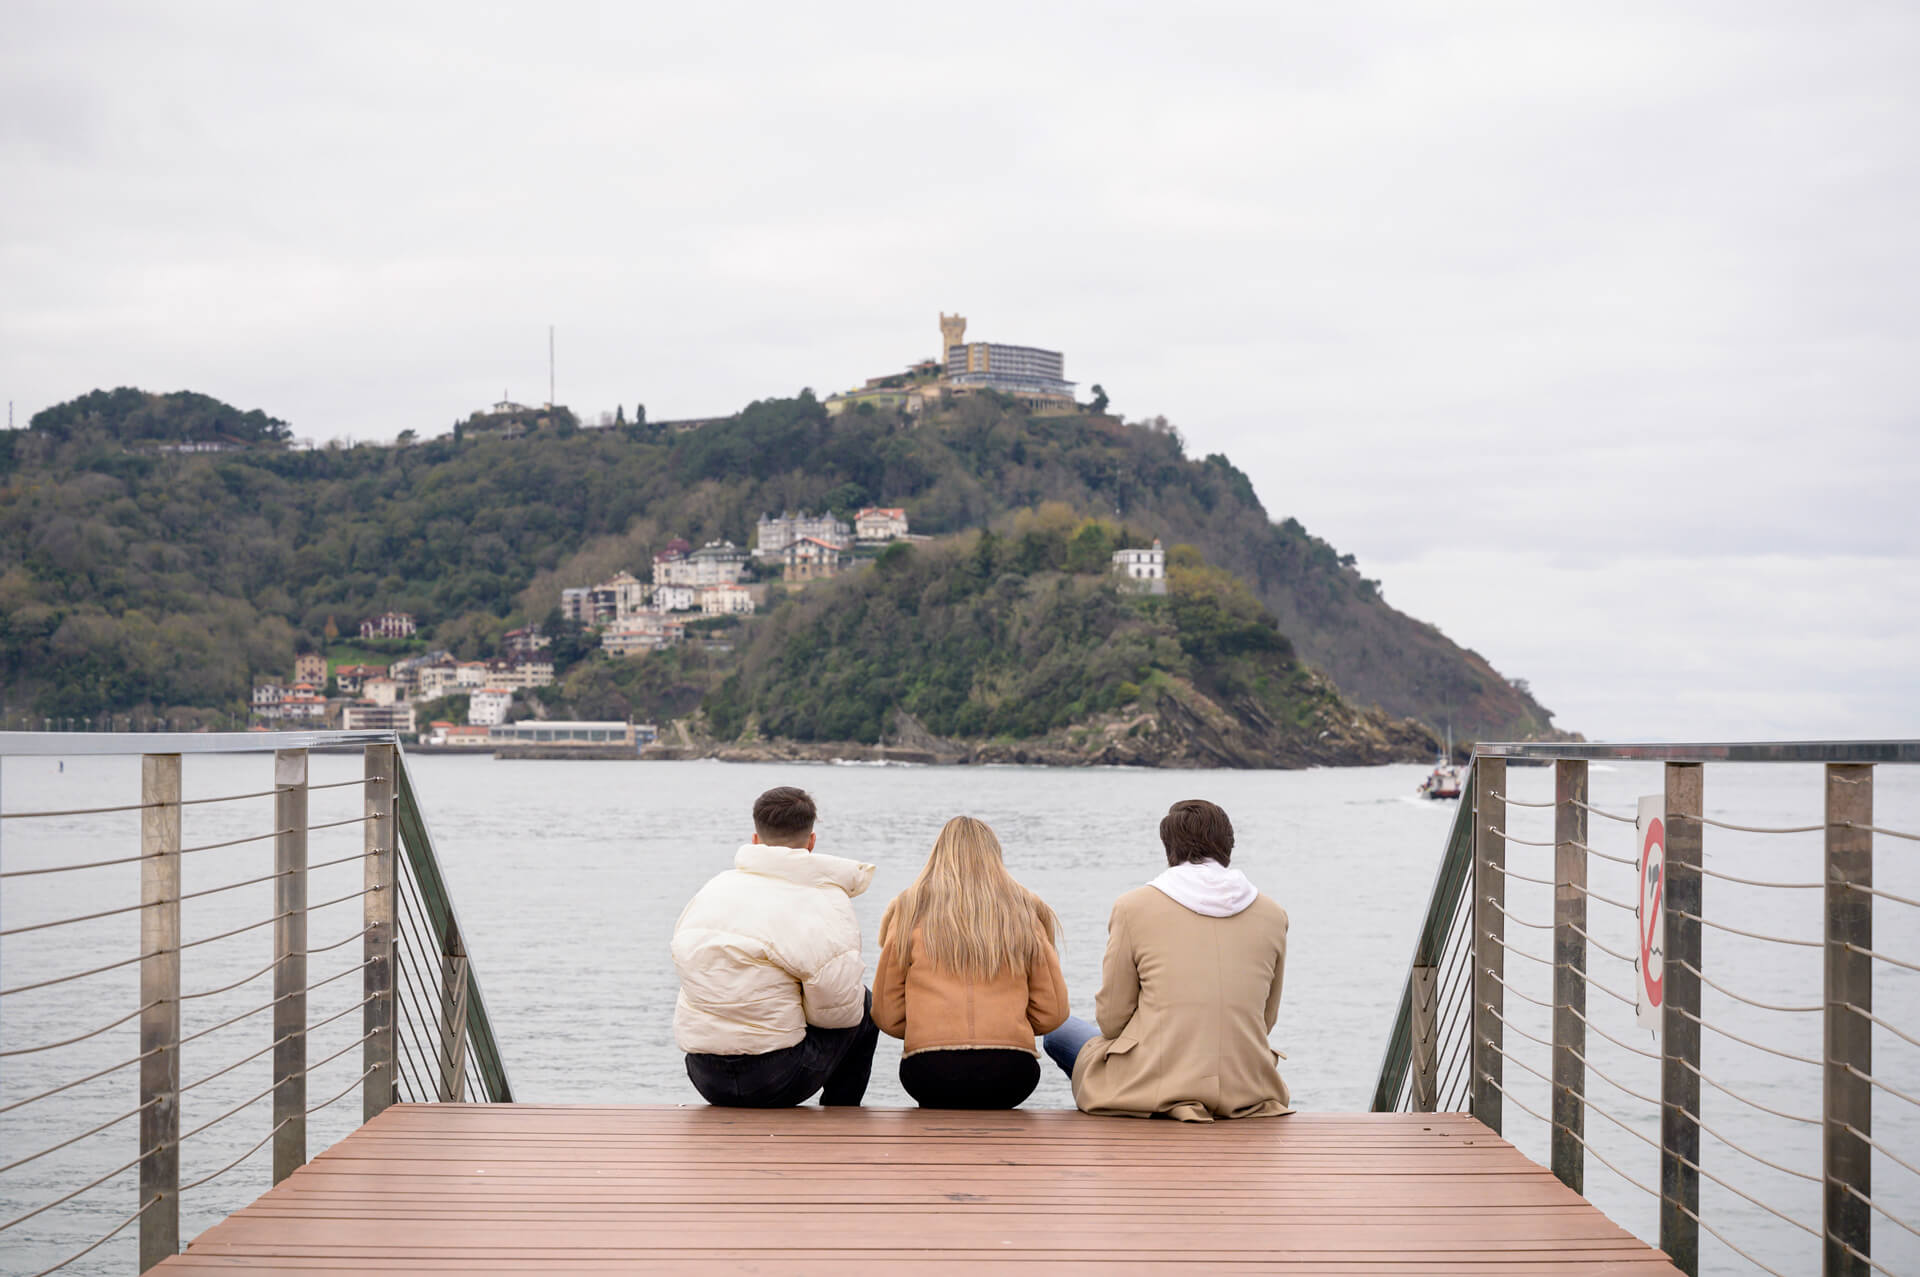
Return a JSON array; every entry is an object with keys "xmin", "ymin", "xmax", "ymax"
[{"xmin": 2, "ymin": 754, "xmax": 1916, "ymax": 1274}]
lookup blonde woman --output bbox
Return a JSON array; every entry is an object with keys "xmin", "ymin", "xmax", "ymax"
[{"xmin": 874, "ymin": 816, "xmax": 1070, "ymax": 1108}]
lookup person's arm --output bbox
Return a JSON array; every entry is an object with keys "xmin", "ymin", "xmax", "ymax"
[
  {"xmin": 873, "ymin": 928, "xmax": 908, "ymax": 1039},
  {"xmin": 1093, "ymin": 901, "xmax": 1140, "ymax": 1040},
  {"xmin": 797, "ymin": 898, "xmax": 866, "ymax": 1029},
  {"xmin": 1026, "ymin": 929, "xmax": 1070, "ymax": 1035},
  {"xmin": 1264, "ymin": 908, "xmax": 1289, "ymax": 1032}
]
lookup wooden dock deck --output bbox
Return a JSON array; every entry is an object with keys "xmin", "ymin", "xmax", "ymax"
[{"xmin": 156, "ymin": 1105, "xmax": 1678, "ymax": 1273}]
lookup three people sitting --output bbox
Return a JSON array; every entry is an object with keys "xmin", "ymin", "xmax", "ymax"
[{"xmin": 670, "ymin": 787, "xmax": 1289, "ymax": 1118}]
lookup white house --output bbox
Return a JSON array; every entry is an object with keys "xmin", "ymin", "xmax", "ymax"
[
  {"xmin": 602, "ymin": 614, "xmax": 685, "ymax": 656},
  {"xmin": 652, "ymin": 583, "xmax": 697, "ymax": 612},
  {"xmin": 468, "ymin": 687, "xmax": 513, "ymax": 727},
  {"xmin": 1111, "ymin": 539, "xmax": 1168, "ymax": 594},
  {"xmin": 655, "ymin": 540, "xmax": 747, "ymax": 587},
  {"xmin": 415, "ymin": 662, "xmax": 459, "ymax": 701},
  {"xmin": 362, "ymin": 677, "xmax": 402, "ymax": 707},
  {"xmin": 455, "ymin": 661, "xmax": 490, "ymax": 688},
  {"xmin": 855, "ymin": 507, "xmax": 909, "ymax": 543},
  {"xmin": 699, "ymin": 584, "xmax": 756, "ymax": 616},
  {"xmin": 754, "ymin": 511, "xmax": 851, "ymax": 561}
]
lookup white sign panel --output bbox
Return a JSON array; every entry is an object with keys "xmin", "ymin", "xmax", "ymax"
[{"xmin": 1635, "ymin": 795, "xmax": 1666, "ymax": 1035}]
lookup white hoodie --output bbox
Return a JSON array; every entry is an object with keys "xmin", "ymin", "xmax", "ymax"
[
  {"xmin": 1148, "ymin": 860, "xmax": 1259, "ymax": 918},
  {"xmin": 672, "ymin": 843, "xmax": 875, "ymax": 1055}
]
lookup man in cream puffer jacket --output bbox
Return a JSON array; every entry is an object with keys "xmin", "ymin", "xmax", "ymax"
[{"xmin": 673, "ymin": 786, "xmax": 879, "ymax": 1106}]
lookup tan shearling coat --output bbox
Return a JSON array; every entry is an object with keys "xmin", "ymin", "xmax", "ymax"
[
  {"xmin": 1071, "ymin": 885, "xmax": 1291, "ymax": 1122},
  {"xmin": 873, "ymin": 911, "xmax": 1069, "ymax": 1057}
]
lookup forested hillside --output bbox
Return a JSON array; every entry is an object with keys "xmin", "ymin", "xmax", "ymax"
[
  {"xmin": 0, "ymin": 387, "xmax": 1556, "ymax": 741},
  {"xmin": 702, "ymin": 510, "xmax": 1437, "ymax": 767}
]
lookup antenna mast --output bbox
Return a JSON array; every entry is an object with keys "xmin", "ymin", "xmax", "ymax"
[{"xmin": 549, "ymin": 325, "xmax": 555, "ymax": 408}]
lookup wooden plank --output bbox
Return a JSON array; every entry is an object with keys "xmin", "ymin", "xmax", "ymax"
[{"xmin": 157, "ymin": 1105, "xmax": 1677, "ymax": 1274}]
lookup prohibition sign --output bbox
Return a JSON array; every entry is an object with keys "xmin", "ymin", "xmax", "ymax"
[{"xmin": 1637, "ymin": 810, "xmax": 1665, "ymax": 1031}]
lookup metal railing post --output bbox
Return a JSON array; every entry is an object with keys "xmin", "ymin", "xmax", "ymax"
[
  {"xmin": 272, "ymin": 749, "xmax": 309, "ymax": 1183},
  {"xmin": 1410, "ymin": 963, "xmax": 1437, "ymax": 1112},
  {"xmin": 1471, "ymin": 756, "xmax": 1506, "ymax": 1132},
  {"xmin": 1661, "ymin": 762, "xmax": 1703, "ymax": 1275},
  {"xmin": 364, "ymin": 743, "xmax": 397, "ymax": 1120},
  {"xmin": 1825, "ymin": 763, "xmax": 1873, "ymax": 1275},
  {"xmin": 440, "ymin": 940, "xmax": 470, "ymax": 1102},
  {"xmin": 1552, "ymin": 759, "xmax": 1588, "ymax": 1193},
  {"xmin": 138, "ymin": 753, "xmax": 181, "ymax": 1271}
]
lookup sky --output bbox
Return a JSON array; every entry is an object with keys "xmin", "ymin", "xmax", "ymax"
[{"xmin": 3, "ymin": 2, "xmax": 1915, "ymax": 742}]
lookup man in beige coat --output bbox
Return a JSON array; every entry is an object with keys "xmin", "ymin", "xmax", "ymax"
[{"xmin": 1043, "ymin": 799, "xmax": 1291, "ymax": 1121}]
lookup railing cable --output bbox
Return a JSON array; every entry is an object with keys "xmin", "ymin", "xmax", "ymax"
[
  {"xmin": 0, "ymin": 1000, "xmax": 157, "ymax": 1057},
  {"xmin": 1676, "ymin": 960, "xmax": 1822, "ymax": 1015},
  {"xmin": 1675, "ymin": 909, "xmax": 1822, "ymax": 949},
  {"xmin": 1482, "ymin": 858, "xmax": 1557, "ymax": 888},
  {"xmin": 0, "ymin": 1096, "xmax": 157, "ymax": 1176},
  {"xmin": 1849, "ymin": 881, "xmax": 1920, "ymax": 911},
  {"xmin": 1484, "ymin": 897, "xmax": 1553, "ymax": 931},
  {"xmin": 1487, "ymin": 825, "xmax": 1556, "ymax": 848},
  {"xmin": 1840, "ymin": 1180, "xmax": 1920, "ymax": 1244},
  {"xmin": 1672, "ymin": 1202, "xmax": 1795, "ymax": 1277},
  {"xmin": 1850, "ymin": 1003, "xmax": 1920, "ymax": 1054},
  {"xmin": 178, "ymin": 1118, "xmax": 290, "ymax": 1195},
  {"xmin": 0, "ymin": 1151, "xmax": 141, "ymax": 1232},
  {"xmin": 1566, "ymin": 882, "xmax": 1638, "ymax": 914},
  {"xmin": 1675, "ymin": 1007, "xmax": 1822, "ymax": 1069},
  {"xmin": 1574, "ymin": 799, "xmax": 1637, "ymax": 824},
  {"xmin": 0, "ymin": 1046, "xmax": 161, "ymax": 1116},
  {"xmin": 1491, "ymin": 792, "xmax": 1556, "ymax": 808},
  {"xmin": 1, "ymin": 947, "xmax": 153, "ymax": 997},
  {"xmin": 1844, "ymin": 1062, "xmax": 1920, "ymax": 1115},
  {"xmin": 1692, "ymin": 861, "xmax": 1823, "ymax": 890},
  {"xmin": 0, "ymin": 777, "xmax": 376, "ymax": 822},
  {"xmin": 1677, "ymin": 1058, "xmax": 1820, "ymax": 1126},
  {"xmin": 19, "ymin": 1196, "xmax": 161, "ymax": 1277},
  {"xmin": 1846, "ymin": 942, "xmax": 1920, "ymax": 977},
  {"xmin": 1479, "ymin": 1071, "xmax": 1661, "ymax": 1200},
  {"xmin": 1568, "ymin": 920, "xmax": 1637, "ymax": 967},
  {"xmin": 1670, "ymin": 1148, "xmax": 1820, "ymax": 1240}
]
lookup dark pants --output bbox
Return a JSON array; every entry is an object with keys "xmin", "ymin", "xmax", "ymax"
[
  {"xmin": 899, "ymin": 1048, "xmax": 1040, "ymax": 1109},
  {"xmin": 685, "ymin": 990, "xmax": 879, "ymax": 1108}
]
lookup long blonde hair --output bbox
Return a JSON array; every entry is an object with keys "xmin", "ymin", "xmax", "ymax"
[{"xmin": 881, "ymin": 816, "xmax": 1059, "ymax": 978}]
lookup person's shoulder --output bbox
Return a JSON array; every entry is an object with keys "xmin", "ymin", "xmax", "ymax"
[
  {"xmin": 1111, "ymin": 884, "xmax": 1164, "ymax": 919},
  {"xmin": 1247, "ymin": 893, "xmax": 1290, "ymax": 931}
]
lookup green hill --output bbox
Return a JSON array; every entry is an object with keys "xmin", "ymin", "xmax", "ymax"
[
  {"xmin": 700, "ymin": 511, "xmax": 1436, "ymax": 767},
  {"xmin": 0, "ymin": 387, "xmax": 1556, "ymax": 746}
]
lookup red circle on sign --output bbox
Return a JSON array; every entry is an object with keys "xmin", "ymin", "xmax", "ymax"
[{"xmin": 1639, "ymin": 817, "xmax": 1665, "ymax": 1009}]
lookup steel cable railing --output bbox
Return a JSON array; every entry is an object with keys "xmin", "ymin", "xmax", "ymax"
[
  {"xmin": 1374, "ymin": 742, "xmax": 1920, "ymax": 1276},
  {"xmin": 0, "ymin": 732, "xmax": 513, "ymax": 1275}
]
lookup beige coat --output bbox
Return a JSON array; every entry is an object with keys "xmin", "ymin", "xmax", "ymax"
[{"xmin": 1071, "ymin": 885, "xmax": 1291, "ymax": 1122}]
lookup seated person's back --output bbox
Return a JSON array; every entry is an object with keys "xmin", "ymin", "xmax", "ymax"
[
  {"xmin": 1046, "ymin": 798, "xmax": 1290, "ymax": 1122},
  {"xmin": 673, "ymin": 785, "xmax": 879, "ymax": 1107}
]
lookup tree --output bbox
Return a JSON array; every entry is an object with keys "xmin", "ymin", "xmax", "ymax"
[
  {"xmin": 1089, "ymin": 384, "xmax": 1109, "ymax": 415},
  {"xmin": 615, "ymin": 405, "xmax": 627, "ymax": 427},
  {"xmin": 396, "ymin": 429, "xmax": 417, "ymax": 446},
  {"xmin": 634, "ymin": 403, "xmax": 646, "ymax": 426}
]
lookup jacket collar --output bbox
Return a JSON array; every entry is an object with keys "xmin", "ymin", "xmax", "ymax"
[{"xmin": 734, "ymin": 842, "xmax": 874, "ymax": 897}]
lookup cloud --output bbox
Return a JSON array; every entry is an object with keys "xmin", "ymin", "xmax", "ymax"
[{"xmin": 1, "ymin": 1, "xmax": 1914, "ymax": 737}]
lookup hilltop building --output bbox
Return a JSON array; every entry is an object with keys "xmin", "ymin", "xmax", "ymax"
[
  {"xmin": 655, "ymin": 540, "xmax": 748, "ymax": 588},
  {"xmin": 825, "ymin": 314, "xmax": 1080, "ymax": 417},
  {"xmin": 755, "ymin": 512, "xmax": 851, "ymax": 561},
  {"xmin": 855, "ymin": 507, "xmax": 910, "ymax": 543},
  {"xmin": 1112, "ymin": 540, "xmax": 1168, "ymax": 595},
  {"xmin": 783, "ymin": 536, "xmax": 850, "ymax": 584}
]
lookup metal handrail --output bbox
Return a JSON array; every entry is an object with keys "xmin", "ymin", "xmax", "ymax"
[
  {"xmin": 0, "ymin": 730, "xmax": 514, "ymax": 1274},
  {"xmin": 1370, "ymin": 739, "xmax": 1920, "ymax": 1277}
]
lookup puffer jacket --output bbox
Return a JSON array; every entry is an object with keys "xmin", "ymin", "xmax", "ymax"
[{"xmin": 672, "ymin": 843, "xmax": 875, "ymax": 1055}]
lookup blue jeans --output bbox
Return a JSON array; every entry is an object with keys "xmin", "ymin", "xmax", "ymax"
[{"xmin": 1043, "ymin": 1014, "xmax": 1099, "ymax": 1079}]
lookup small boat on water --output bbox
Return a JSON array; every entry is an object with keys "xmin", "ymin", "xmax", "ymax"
[
  {"xmin": 1418, "ymin": 760, "xmax": 1463, "ymax": 800},
  {"xmin": 1417, "ymin": 726, "xmax": 1462, "ymax": 800}
]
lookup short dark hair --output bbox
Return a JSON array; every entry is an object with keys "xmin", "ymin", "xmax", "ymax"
[
  {"xmin": 753, "ymin": 786, "xmax": 817, "ymax": 842},
  {"xmin": 1160, "ymin": 799, "xmax": 1234, "ymax": 866}
]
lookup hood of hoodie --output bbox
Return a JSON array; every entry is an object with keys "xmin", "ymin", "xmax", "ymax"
[
  {"xmin": 1148, "ymin": 860, "xmax": 1258, "ymax": 917},
  {"xmin": 734, "ymin": 842, "xmax": 874, "ymax": 898}
]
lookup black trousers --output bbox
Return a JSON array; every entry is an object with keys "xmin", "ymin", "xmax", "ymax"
[
  {"xmin": 899, "ymin": 1048, "xmax": 1040, "ymax": 1110},
  {"xmin": 685, "ymin": 990, "xmax": 879, "ymax": 1108}
]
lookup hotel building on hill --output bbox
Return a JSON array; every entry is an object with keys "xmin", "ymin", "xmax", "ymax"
[{"xmin": 939, "ymin": 313, "xmax": 1077, "ymax": 412}]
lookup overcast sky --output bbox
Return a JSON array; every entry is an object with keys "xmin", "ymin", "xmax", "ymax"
[{"xmin": 4, "ymin": 2, "xmax": 1915, "ymax": 742}]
